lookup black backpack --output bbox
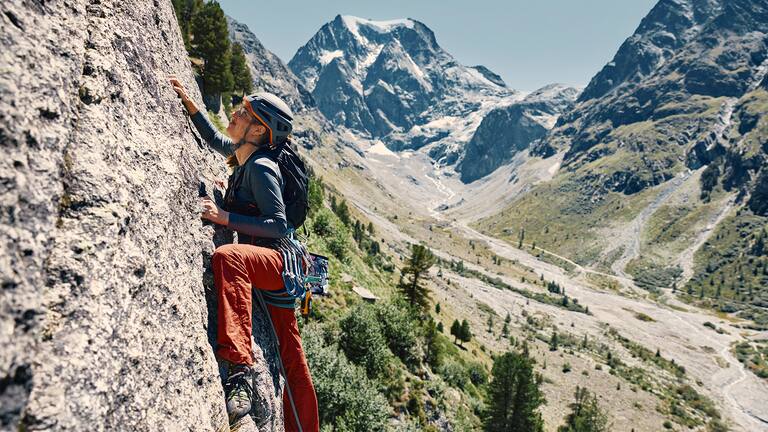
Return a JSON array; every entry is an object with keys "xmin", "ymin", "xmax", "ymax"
[
  {"xmin": 223, "ymin": 143, "xmax": 309, "ymax": 230},
  {"xmin": 270, "ymin": 143, "xmax": 309, "ymax": 229}
]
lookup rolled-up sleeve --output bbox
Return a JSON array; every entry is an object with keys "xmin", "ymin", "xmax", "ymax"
[{"xmin": 227, "ymin": 159, "xmax": 289, "ymax": 238}]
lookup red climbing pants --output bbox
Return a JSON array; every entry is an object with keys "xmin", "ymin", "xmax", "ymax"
[{"xmin": 212, "ymin": 243, "xmax": 319, "ymax": 432}]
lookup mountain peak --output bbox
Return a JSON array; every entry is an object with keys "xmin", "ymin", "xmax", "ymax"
[{"xmin": 338, "ymin": 15, "xmax": 416, "ymax": 37}]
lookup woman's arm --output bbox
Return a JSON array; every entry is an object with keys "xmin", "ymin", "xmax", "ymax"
[
  {"xmin": 169, "ymin": 75, "xmax": 234, "ymax": 157},
  {"xmin": 189, "ymin": 111, "xmax": 234, "ymax": 157},
  {"xmin": 227, "ymin": 159, "xmax": 289, "ymax": 238}
]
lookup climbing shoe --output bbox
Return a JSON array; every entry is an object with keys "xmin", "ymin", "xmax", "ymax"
[{"xmin": 224, "ymin": 364, "xmax": 254, "ymax": 424}]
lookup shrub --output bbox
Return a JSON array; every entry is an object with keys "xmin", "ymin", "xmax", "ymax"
[
  {"xmin": 327, "ymin": 228, "xmax": 350, "ymax": 262},
  {"xmin": 374, "ymin": 300, "xmax": 421, "ymax": 369},
  {"xmin": 467, "ymin": 362, "xmax": 488, "ymax": 386},
  {"xmin": 307, "ymin": 177, "xmax": 324, "ymax": 216},
  {"xmin": 311, "ymin": 209, "xmax": 333, "ymax": 237},
  {"xmin": 338, "ymin": 304, "xmax": 392, "ymax": 378},
  {"xmin": 303, "ymin": 325, "xmax": 389, "ymax": 431},
  {"xmin": 439, "ymin": 358, "xmax": 470, "ymax": 390}
]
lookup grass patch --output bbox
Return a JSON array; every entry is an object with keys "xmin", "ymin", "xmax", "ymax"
[
  {"xmin": 683, "ymin": 208, "xmax": 768, "ymax": 327},
  {"xmin": 439, "ymin": 259, "xmax": 591, "ymax": 315},
  {"xmin": 626, "ymin": 257, "xmax": 682, "ymax": 292},
  {"xmin": 733, "ymin": 340, "xmax": 768, "ymax": 380}
]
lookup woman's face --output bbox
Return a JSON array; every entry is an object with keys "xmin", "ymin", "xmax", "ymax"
[{"xmin": 227, "ymin": 103, "xmax": 267, "ymax": 143}]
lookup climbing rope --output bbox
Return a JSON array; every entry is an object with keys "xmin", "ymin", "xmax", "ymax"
[{"xmin": 253, "ymin": 288, "xmax": 304, "ymax": 432}]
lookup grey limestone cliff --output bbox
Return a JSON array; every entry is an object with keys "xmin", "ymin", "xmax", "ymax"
[{"xmin": 0, "ymin": 0, "xmax": 284, "ymax": 430}]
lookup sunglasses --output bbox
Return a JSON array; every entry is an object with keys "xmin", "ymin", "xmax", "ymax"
[{"xmin": 232, "ymin": 104, "xmax": 254, "ymax": 120}]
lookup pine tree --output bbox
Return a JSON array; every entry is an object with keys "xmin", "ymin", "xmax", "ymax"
[
  {"xmin": 424, "ymin": 318, "xmax": 442, "ymax": 368},
  {"xmin": 483, "ymin": 351, "xmax": 545, "ymax": 432},
  {"xmin": 460, "ymin": 319, "xmax": 472, "ymax": 346},
  {"xmin": 171, "ymin": 0, "xmax": 204, "ymax": 50},
  {"xmin": 549, "ymin": 331, "xmax": 559, "ymax": 351},
  {"xmin": 450, "ymin": 319, "xmax": 461, "ymax": 343},
  {"xmin": 487, "ymin": 315, "xmax": 495, "ymax": 333},
  {"xmin": 752, "ymin": 229, "xmax": 766, "ymax": 256},
  {"xmin": 557, "ymin": 386, "xmax": 610, "ymax": 432},
  {"xmin": 334, "ymin": 198, "xmax": 352, "ymax": 226},
  {"xmin": 191, "ymin": 1, "xmax": 233, "ymax": 96},
  {"xmin": 435, "ymin": 303, "xmax": 441, "ymax": 314},
  {"xmin": 229, "ymin": 42, "xmax": 253, "ymax": 96},
  {"xmin": 398, "ymin": 244, "xmax": 436, "ymax": 311}
]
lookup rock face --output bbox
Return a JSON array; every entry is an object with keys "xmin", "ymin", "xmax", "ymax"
[
  {"xmin": 0, "ymin": 0, "xmax": 284, "ymax": 430},
  {"xmin": 538, "ymin": 0, "xmax": 768, "ymax": 197},
  {"xmin": 288, "ymin": 14, "xmax": 518, "ymax": 163},
  {"xmin": 458, "ymin": 84, "xmax": 580, "ymax": 182}
]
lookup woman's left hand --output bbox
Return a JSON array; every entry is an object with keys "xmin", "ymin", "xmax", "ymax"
[{"xmin": 201, "ymin": 197, "xmax": 229, "ymax": 226}]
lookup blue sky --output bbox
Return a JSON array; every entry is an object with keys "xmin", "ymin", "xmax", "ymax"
[{"xmin": 218, "ymin": 0, "xmax": 658, "ymax": 91}]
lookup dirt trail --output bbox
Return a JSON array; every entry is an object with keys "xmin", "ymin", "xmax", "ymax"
[{"xmin": 420, "ymin": 160, "xmax": 768, "ymax": 431}]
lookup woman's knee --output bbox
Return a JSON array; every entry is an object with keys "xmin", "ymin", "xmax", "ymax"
[{"xmin": 212, "ymin": 244, "xmax": 240, "ymax": 266}]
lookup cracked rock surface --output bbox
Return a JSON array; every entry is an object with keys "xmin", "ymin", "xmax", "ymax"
[{"xmin": 1, "ymin": 0, "xmax": 284, "ymax": 430}]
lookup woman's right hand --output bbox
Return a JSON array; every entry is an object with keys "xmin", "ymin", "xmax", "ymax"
[{"xmin": 168, "ymin": 75, "xmax": 198, "ymax": 115}]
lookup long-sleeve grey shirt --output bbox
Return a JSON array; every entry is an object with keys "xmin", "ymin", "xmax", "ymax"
[{"xmin": 191, "ymin": 111, "xmax": 289, "ymax": 239}]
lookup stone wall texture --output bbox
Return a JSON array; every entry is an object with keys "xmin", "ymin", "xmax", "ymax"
[{"xmin": 0, "ymin": 0, "xmax": 283, "ymax": 430}]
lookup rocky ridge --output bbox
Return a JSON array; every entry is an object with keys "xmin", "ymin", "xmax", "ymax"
[
  {"xmin": 536, "ymin": 0, "xmax": 768, "ymax": 199},
  {"xmin": 458, "ymin": 84, "xmax": 580, "ymax": 182}
]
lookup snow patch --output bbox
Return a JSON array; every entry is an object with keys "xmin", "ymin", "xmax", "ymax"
[
  {"xmin": 547, "ymin": 161, "xmax": 561, "ymax": 175},
  {"xmin": 319, "ymin": 50, "xmax": 344, "ymax": 66},
  {"xmin": 341, "ymin": 15, "xmax": 414, "ymax": 39},
  {"xmin": 528, "ymin": 112, "xmax": 559, "ymax": 129},
  {"xmin": 366, "ymin": 140, "xmax": 399, "ymax": 158}
]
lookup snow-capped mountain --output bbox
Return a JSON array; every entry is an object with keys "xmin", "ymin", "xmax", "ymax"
[{"xmin": 289, "ymin": 15, "xmax": 520, "ymax": 164}]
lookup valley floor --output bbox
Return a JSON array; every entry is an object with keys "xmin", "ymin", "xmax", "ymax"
[{"xmin": 308, "ymin": 138, "xmax": 768, "ymax": 432}]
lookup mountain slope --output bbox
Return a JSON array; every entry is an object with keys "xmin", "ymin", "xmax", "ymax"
[
  {"xmin": 479, "ymin": 0, "xmax": 768, "ymax": 327},
  {"xmin": 537, "ymin": 0, "xmax": 768, "ymax": 196},
  {"xmin": 228, "ymin": 16, "xmax": 314, "ymax": 112},
  {"xmin": 458, "ymin": 84, "xmax": 580, "ymax": 182}
]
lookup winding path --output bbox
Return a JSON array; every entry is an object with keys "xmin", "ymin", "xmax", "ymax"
[{"xmin": 417, "ymin": 163, "xmax": 768, "ymax": 431}]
